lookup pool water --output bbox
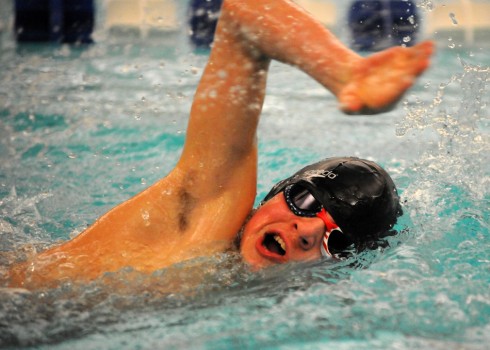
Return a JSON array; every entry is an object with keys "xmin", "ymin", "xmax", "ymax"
[{"xmin": 0, "ymin": 9, "xmax": 489, "ymax": 350}]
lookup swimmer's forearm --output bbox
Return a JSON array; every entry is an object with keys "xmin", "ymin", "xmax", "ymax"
[{"xmin": 223, "ymin": 0, "xmax": 361, "ymax": 95}]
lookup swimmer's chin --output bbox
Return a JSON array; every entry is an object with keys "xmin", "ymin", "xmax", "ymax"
[{"xmin": 239, "ymin": 254, "xmax": 273, "ymax": 271}]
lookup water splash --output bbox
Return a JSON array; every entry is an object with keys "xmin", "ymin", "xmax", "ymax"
[
  {"xmin": 397, "ymin": 59, "xmax": 489, "ymax": 241},
  {"xmin": 0, "ymin": 252, "xmax": 253, "ymax": 347}
]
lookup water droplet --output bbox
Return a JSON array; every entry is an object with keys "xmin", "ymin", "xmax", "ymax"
[
  {"xmin": 134, "ymin": 114, "xmax": 141, "ymax": 120},
  {"xmin": 449, "ymin": 13, "xmax": 458, "ymax": 25},
  {"xmin": 416, "ymin": 0, "xmax": 434, "ymax": 11},
  {"xmin": 141, "ymin": 210, "xmax": 150, "ymax": 226},
  {"xmin": 67, "ymin": 154, "xmax": 76, "ymax": 159},
  {"xmin": 403, "ymin": 36, "xmax": 411, "ymax": 43},
  {"xmin": 395, "ymin": 126, "xmax": 407, "ymax": 137},
  {"xmin": 447, "ymin": 37, "xmax": 455, "ymax": 49},
  {"xmin": 217, "ymin": 70, "xmax": 228, "ymax": 79}
]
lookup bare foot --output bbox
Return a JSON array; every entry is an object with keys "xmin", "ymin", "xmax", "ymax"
[{"xmin": 339, "ymin": 41, "xmax": 434, "ymax": 114}]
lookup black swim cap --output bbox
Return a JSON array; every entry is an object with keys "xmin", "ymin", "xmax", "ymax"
[{"xmin": 262, "ymin": 157, "xmax": 402, "ymax": 250}]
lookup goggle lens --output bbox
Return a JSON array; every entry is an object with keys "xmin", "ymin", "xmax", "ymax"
[
  {"xmin": 284, "ymin": 184, "xmax": 322, "ymax": 217},
  {"xmin": 321, "ymin": 227, "xmax": 354, "ymax": 258}
]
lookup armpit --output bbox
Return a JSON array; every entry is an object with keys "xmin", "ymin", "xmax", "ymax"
[{"xmin": 176, "ymin": 172, "xmax": 198, "ymax": 232}]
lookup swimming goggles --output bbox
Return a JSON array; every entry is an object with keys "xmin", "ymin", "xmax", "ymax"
[{"xmin": 283, "ymin": 184, "xmax": 353, "ymax": 258}]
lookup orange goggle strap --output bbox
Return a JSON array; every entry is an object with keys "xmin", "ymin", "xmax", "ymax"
[{"xmin": 316, "ymin": 208, "xmax": 343, "ymax": 258}]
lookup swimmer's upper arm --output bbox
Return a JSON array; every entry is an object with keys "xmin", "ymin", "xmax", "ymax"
[{"xmin": 172, "ymin": 14, "xmax": 270, "ymax": 241}]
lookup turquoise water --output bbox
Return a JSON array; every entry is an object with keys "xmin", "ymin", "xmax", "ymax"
[{"xmin": 0, "ymin": 12, "xmax": 489, "ymax": 350}]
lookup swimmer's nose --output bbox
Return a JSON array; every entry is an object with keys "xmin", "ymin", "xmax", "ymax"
[{"xmin": 293, "ymin": 216, "xmax": 325, "ymax": 251}]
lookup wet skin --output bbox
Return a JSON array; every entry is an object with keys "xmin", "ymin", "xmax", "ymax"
[{"xmin": 240, "ymin": 192, "xmax": 337, "ymax": 268}]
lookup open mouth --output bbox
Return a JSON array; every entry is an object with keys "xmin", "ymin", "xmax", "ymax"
[{"xmin": 262, "ymin": 233, "xmax": 286, "ymax": 256}]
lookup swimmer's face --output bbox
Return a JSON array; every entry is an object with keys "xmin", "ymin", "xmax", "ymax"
[{"xmin": 239, "ymin": 192, "xmax": 326, "ymax": 269}]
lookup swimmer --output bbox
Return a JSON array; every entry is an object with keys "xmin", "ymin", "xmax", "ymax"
[{"xmin": 8, "ymin": 0, "xmax": 433, "ymax": 289}]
